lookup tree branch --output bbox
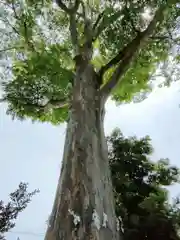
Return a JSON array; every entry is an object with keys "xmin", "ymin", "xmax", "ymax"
[
  {"xmin": 80, "ymin": 1, "xmax": 93, "ymax": 45},
  {"xmin": 124, "ymin": 3, "xmax": 140, "ymax": 34},
  {"xmin": 56, "ymin": 0, "xmax": 80, "ymax": 15},
  {"xmin": 43, "ymin": 99, "xmax": 68, "ymax": 112},
  {"xmin": 92, "ymin": 11, "xmax": 105, "ymax": 37},
  {"xmin": 69, "ymin": 14, "xmax": 79, "ymax": 55},
  {"xmin": 0, "ymin": 97, "xmax": 68, "ymax": 112},
  {"xmin": 98, "ymin": 37, "xmax": 139, "ymax": 80},
  {"xmin": 56, "ymin": 0, "xmax": 72, "ymax": 14},
  {"xmin": 11, "ymin": 0, "xmax": 20, "ymax": 20},
  {"xmin": 56, "ymin": 1, "xmax": 81, "ymax": 55},
  {"xmin": 0, "ymin": 16, "xmax": 19, "ymax": 35},
  {"xmin": 100, "ymin": 3, "xmax": 168, "ymax": 102},
  {"xmin": 93, "ymin": 9, "xmax": 123, "ymax": 42},
  {"xmin": 0, "ymin": 46, "xmax": 22, "ymax": 53},
  {"xmin": 21, "ymin": 15, "xmax": 35, "ymax": 51}
]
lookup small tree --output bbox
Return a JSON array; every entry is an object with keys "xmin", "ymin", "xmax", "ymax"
[
  {"xmin": 0, "ymin": 1, "xmax": 180, "ymax": 239},
  {"xmin": 0, "ymin": 183, "xmax": 39, "ymax": 240},
  {"xmin": 108, "ymin": 129, "xmax": 180, "ymax": 240}
]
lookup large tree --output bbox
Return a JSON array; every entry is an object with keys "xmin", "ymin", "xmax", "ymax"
[
  {"xmin": 0, "ymin": 0, "xmax": 180, "ymax": 239},
  {"xmin": 108, "ymin": 129, "xmax": 180, "ymax": 240}
]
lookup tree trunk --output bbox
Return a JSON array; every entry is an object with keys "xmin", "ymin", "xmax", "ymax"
[{"xmin": 45, "ymin": 60, "xmax": 119, "ymax": 240}]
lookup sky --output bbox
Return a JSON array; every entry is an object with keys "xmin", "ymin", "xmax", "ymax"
[{"xmin": 1, "ymin": 82, "xmax": 180, "ymax": 240}]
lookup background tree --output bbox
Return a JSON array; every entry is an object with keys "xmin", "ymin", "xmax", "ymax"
[
  {"xmin": 0, "ymin": 0, "xmax": 180, "ymax": 239},
  {"xmin": 0, "ymin": 182, "xmax": 39, "ymax": 240},
  {"xmin": 108, "ymin": 129, "xmax": 180, "ymax": 240}
]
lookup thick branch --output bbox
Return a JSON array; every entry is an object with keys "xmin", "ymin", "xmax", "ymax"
[
  {"xmin": 69, "ymin": 14, "xmax": 79, "ymax": 54},
  {"xmin": 43, "ymin": 99, "xmax": 68, "ymax": 112},
  {"xmin": 92, "ymin": 11, "xmax": 105, "ymax": 37},
  {"xmin": 80, "ymin": 1, "xmax": 91, "ymax": 40},
  {"xmin": 98, "ymin": 37, "xmax": 140, "ymax": 80},
  {"xmin": 22, "ymin": 17, "xmax": 35, "ymax": 51},
  {"xmin": 150, "ymin": 36, "xmax": 169, "ymax": 40},
  {"xmin": 56, "ymin": 1, "xmax": 81, "ymax": 55},
  {"xmin": 93, "ymin": 9, "xmax": 122, "ymax": 42},
  {"xmin": 56, "ymin": 0, "xmax": 80, "ymax": 15},
  {"xmin": 100, "ymin": 3, "xmax": 168, "ymax": 101}
]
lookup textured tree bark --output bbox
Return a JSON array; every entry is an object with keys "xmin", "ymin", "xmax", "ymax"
[{"xmin": 45, "ymin": 61, "xmax": 119, "ymax": 240}]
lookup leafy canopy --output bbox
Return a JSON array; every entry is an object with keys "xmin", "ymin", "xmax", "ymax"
[
  {"xmin": 0, "ymin": 0, "xmax": 180, "ymax": 124},
  {"xmin": 108, "ymin": 129, "xmax": 180, "ymax": 240}
]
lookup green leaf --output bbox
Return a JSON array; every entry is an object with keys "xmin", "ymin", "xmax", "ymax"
[
  {"xmin": 0, "ymin": 0, "xmax": 180, "ymax": 123},
  {"xmin": 108, "ymin": 128, "xmax": 180, "ymax": 240}
]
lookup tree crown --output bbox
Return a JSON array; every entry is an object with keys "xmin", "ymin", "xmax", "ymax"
[
  {"xmin": 108, "ymin": 129, "xmax": 180, "ymax": 240},
  {"xmin": 0, "ymin": 0, "xmax": 180, "ymax": 123}
]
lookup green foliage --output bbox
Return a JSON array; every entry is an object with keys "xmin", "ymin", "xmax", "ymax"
[
  {"xmin": 2, "ymin": 42, "xmax": 72, "ymax": 123},
  {"xmin": 112, "ymin": 39, "xmax": 169, "ymax": 102},
  {"xmin": 0, "ymin": 182, "xmax": 39, "ymax": 240},
  {"xmin": 108, "ymin": 129, "xmax": 180, "ymax": 240},
  {"xmin": 99, "ymin": 1, "xmax": 179, "ymax": 101},
  {"xmin": 0, "ymin": 0, "xmax": 180, "ymax": 123}
]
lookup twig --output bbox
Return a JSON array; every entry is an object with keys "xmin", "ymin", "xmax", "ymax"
[
  {"xmin": 0, "ymin": 46, "xmax": 22, "ymax": 53},
  {"xmin": 11, "ymin": 0, "xmax": 20, "ymax": 20}
]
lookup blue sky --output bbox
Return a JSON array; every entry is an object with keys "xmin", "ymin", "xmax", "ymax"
[{"xmin": 1, "ymin": 83, "xmax": 180, "ymax": 240}]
